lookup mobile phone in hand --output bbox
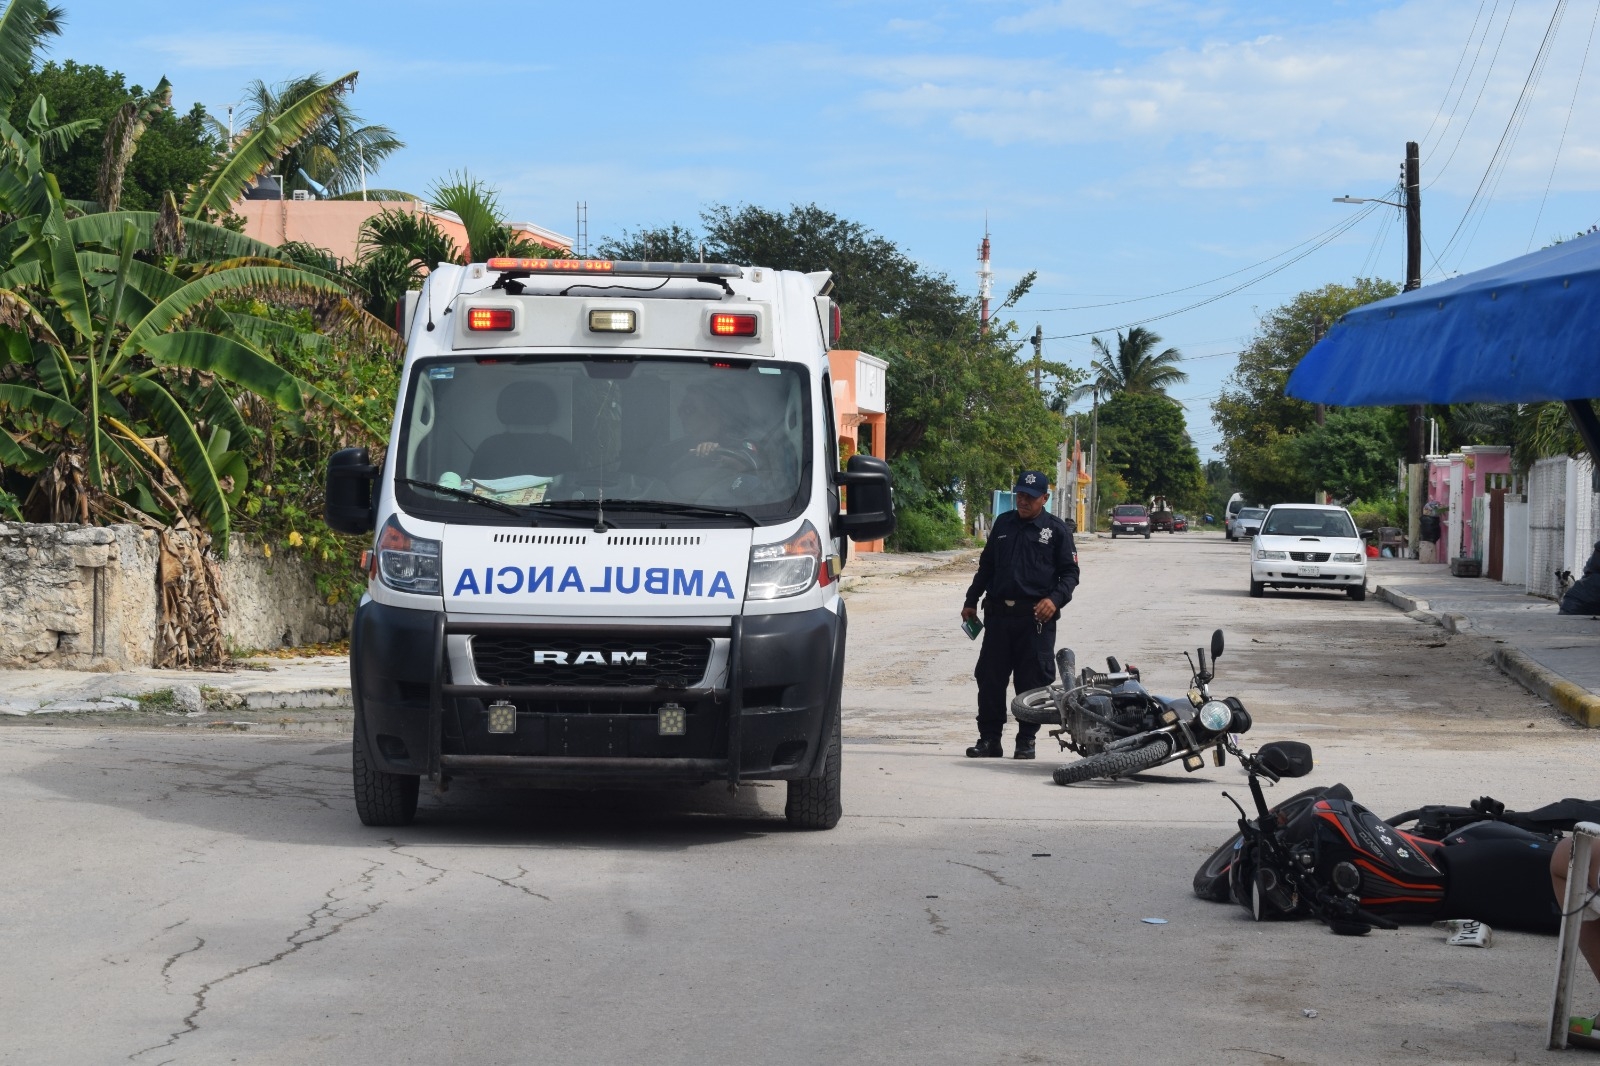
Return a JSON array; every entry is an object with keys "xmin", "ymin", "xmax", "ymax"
[{"xmin": 961, "ymin": 616, "xmax": 983, "ymax": 640}]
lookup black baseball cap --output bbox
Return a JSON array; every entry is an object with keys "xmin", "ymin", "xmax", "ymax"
[{"xmin": 1013, "ymin": 471, "xmax": 1049, "ymax": 497}]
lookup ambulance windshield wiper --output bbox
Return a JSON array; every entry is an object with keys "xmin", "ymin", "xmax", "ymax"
[
  {"xmin": 527, "ymin": 498, "xmax": 758, "ymax": 526},
  {"xmin": 398, "ymin": 478, "xmax": 534, "ymax": 522}
]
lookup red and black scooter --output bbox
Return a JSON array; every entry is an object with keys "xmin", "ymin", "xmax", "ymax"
[{"xmin": 1194, "ymin": 740, "xmax": 1592, "ymax": 936}]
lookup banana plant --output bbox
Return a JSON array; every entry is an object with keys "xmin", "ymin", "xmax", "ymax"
[{"xmin": 0, "ymin": 172, "xmax": 383, "ymax": 547}]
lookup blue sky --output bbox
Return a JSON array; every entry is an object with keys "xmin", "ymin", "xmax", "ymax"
[{"xmin": 43, "ymin": 0, "xmax": 1600, "ymax": 459}]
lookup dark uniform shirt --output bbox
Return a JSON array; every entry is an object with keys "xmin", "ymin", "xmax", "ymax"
[{"xmin": 964, "ymin": 508, "xmax": 1080, "ymax": 611}]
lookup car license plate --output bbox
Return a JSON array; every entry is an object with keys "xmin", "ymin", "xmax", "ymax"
[{"xmin": 1297, "ymin": 565, "xmax": 1321, "ymax": 577}]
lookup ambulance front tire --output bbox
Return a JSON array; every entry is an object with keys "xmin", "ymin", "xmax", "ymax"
[
  {"xmin": 352, "ymin": 704, "xmax": 419, "ymax": 827},
  {"xmin": 786, "ymin": 703, "xmax": 842, "ymax": 830}
]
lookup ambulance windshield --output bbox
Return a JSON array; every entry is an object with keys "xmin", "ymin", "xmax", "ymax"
[{"xmin": 396, "ymin": 356, "xmax": 810, "ymax": 524}]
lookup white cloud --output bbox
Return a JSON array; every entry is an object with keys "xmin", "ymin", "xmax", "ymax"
[{"xmin": 815, "ymin": 0, "xmax": 1600, "ymax": 197}]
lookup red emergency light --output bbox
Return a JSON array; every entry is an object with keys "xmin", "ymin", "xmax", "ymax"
[
  {"xmin": 710, "ymin": 313, "xmax": 758, "ymax": 337},
  {"xmin": 467, "ymin": 308, "xmax": 515, "ymax": 331}
]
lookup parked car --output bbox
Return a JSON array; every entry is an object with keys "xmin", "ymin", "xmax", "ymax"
[
  {"xmin": 1248, "ymin": 503, "xmax": 1368, "ymax": 600},
  {"xmin": 1231, "ymin": 506, "xmax": 1267, "ymax": 541},
  {"xmin": 1172, "ymin": 513, "xmax": 1188, "ymax": 532},
  {"xmin": 1222, "ymin": 493, "xmax": 1245, "ymax": 537},
  {"xmin": 1109, "ymin": 504, "xmax": 1151, "ymax": 539}
]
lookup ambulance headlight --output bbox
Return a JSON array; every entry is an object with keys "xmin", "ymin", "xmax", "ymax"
[
  {"xmin": 376, "ymin": 516, "xmax": 442, "ymax": 595},
  {"xmin": 748, "ymin": 520, "xmax": 827, "ymax": 599}
]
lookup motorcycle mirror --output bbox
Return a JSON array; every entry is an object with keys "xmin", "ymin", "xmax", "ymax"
[
  {"xmin": 1210, "ymin": 629, "xmax": 1225, "ymax": 660},
  {"xmin": 1258, "ymin": 741, "xmax": 1313, "ymax": 779}
]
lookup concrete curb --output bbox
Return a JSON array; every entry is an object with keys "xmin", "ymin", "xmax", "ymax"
[
  {"xmin": 1374, "ymin": 582, "xmax": 1600, "ymax": 728},
  {"xmin": 1493, "ymin": 647, "xmax": 1600, "ymax": 728}
]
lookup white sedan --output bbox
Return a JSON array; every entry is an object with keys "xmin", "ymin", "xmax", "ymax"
[{"xmin": 1249, "ymin": 504, "xmax": 1368, "ymax": 600}]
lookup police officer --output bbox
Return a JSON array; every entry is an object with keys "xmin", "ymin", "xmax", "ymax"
[{"xmin": 960, "ymin": 471, "xmax": 1080, "ymax": 759}]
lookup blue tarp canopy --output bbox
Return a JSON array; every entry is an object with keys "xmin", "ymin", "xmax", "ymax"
[{"xmin": 1287, "ymin": 232, "xmax": 1600, "ymax": 405}]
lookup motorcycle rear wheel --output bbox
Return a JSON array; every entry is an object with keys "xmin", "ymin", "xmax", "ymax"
[
  {"xmin": 1010, "ymin": 686, "xmax": 1062, "ymax": 726},
  {"xmin": 1052, "ymin": 736, "xmax": 1171, "ymax": 785}
]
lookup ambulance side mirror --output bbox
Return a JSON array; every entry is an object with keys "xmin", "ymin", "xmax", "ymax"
[
  {"xmin": 325, "ymin": 447, "xmax": 378, "ymax": 534},
  {"xmin": 836, "ymin": 454, "xmax": 895, "ymax": 543}
]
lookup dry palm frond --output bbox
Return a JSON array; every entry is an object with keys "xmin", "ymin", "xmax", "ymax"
[
  {"xmin": 0, "ymin": 289, "xmax": 62, "ymax": 345},
  {"xmin": 152, "ymin": 190, "xmax": 186, "ymax": 258},
  {"xmin": 155, "ymin": 522, "xmax": 228, "ymax": 668},
  {"xmin": 96, "ymin": 78, "xmax": 169, "ymax": 212}
]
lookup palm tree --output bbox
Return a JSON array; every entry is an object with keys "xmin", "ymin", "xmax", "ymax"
[
  {"xmin": 1071, "ymin": 327, "xmax": 1188, "ymax": 401},
  {"xmin": 230, "ymin": 72, "xmax": 403, "ymax": 199}
]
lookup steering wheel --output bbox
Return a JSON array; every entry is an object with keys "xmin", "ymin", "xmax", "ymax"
[{"xmin": 669, "ymin": 443, "xmax": 759, "ymax": 473}]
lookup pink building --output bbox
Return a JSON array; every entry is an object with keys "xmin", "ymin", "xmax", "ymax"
[
  {"xmin": 1423, "ymin": 446, "xmax": 1513, "ymax": 563},
  {"xmin": 233, "ymin": 199, "xmax": 571, "ymax": 264}
]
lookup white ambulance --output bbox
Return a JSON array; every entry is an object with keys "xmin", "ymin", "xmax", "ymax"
[{"xmin": 324, "ymin": 258, "xmax": 894, "ymax": 829}]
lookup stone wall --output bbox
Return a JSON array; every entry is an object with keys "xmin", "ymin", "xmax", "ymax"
[
  {"xmin": 218, "ymin": 536, "xmax": 350, "ymax": 653},
  {"xmin": 0, "ymin": 522, "xmax": 353, "ymax": 669}
]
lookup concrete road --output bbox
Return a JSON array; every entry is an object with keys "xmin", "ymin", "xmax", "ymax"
[{"xmin": 5, "ymin": 531, "xmax": 1598, "ymax": 1065}]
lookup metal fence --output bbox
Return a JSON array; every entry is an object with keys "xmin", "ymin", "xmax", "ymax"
[
  {"xmin": 1574, "ymin": 455, "xmax": 1597, "ymax": 578},
  {"xmin": 1528, "ymin": 457, "xmax": 1568, "ymax": 599}
]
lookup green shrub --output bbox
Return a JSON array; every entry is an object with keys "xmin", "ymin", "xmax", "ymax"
[{"xmin": 884, "ymin": 455, "xmax": 966, "ymax": 553}]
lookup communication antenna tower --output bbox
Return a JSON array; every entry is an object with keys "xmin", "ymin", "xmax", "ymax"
[
  {"xmin": 977, "ymin": 220, "xmax": 993, "ymax": 333},
  {"xmin": 575, "ymin": 201, "xmax": 589, "ymax": 258}
]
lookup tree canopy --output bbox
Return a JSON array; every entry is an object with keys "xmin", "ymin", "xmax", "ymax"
[
  {"xmin": 600, "ymin": 204, "xmax": 1065, "ymax": 536},
  {"xmin": 1212, "ymin": 278, "xmax": 1400, "ymax": 503},
  {"xmin": 1096, "ymin": 392, "xmax": 1205, "ymax": 508}
]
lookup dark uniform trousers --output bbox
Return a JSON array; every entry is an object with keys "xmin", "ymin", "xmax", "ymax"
[{"xmin": 975, "ymin": 607, "xmax": 1056, "ymax": 740}]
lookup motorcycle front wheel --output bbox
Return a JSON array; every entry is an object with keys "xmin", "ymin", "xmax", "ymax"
[
  {"xmin": 1052, "ymin": 736, "xmax": 1171, "ymax": 785},
  {"xmin": 1011, "ymin": 686, "xmax": 1063, "ymax": 726}
]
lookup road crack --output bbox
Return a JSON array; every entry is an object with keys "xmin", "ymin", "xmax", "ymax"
[
  {"xmin": 129, "ymin": 861, "xmax": 385, "ymax": 1061},
  {"xmin": 477, "ymin": 866, "xmax": 552, "ymax": 901},
  {"xmin": 385, "ymin": 838, "xmax": 449, "ymax": 890}
]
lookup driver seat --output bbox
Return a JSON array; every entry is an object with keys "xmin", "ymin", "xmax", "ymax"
[{"xmin": 469, "ymin": 381, "xmax": 579, "ymax": 481}]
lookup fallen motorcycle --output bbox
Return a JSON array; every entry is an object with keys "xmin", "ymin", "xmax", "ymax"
[
  {"xmin": 1193, "ymin": 738, "xmax": 1593, "ymax": 935},
  {"xmin": 1011, "ymin": 629, "xmax": 1253, "ymax": 785}
]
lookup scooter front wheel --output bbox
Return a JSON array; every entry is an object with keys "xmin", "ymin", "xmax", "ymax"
[
  {"xmin": 1011, "ymin": 686, "xmax": 1063, "ymax": 726},
  {"xmin": 1052, "ymin": 736, "xmax": 1171, "ymax": 785}
]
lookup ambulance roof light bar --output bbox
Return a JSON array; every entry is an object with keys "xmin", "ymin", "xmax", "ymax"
[{"xmin": 485, "ymin": 258, "xmax": 743, "ymax": 280}]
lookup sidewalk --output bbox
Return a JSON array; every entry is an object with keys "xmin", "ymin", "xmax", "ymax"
[
  {"xmin": 0, "ymin": 656, "xmax": 351, "ymax": 719},
  {"xmin": 1369, "ymin": 557, "xmax": 1600, "ymax": 727}
]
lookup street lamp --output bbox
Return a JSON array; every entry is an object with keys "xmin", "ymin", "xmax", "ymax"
[{"xmin": 1333, "ymin": 195, "xmax": 1403, "ymax": 208}]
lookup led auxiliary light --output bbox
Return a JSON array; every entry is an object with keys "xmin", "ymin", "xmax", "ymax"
[
  {"xmin": 588, "ymin": 309, "xmax": 637, "ymax": 333},
  {"xmin": 487, "ymin": 701, "xmax": 517, "ymax": 734}
]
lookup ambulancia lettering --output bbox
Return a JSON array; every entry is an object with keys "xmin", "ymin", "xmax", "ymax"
[
  {"xmin": 452, "ymin": 565, "xmax": 735, "ymax": 599},
  {"xmin": 532, "ymin": 650, "xmax": 649, "ymax": 666}
]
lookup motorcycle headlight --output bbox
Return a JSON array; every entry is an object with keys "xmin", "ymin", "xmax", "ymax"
[
  {"xmin": 1332, "ymin": 552, "xmax": 1363, "ymax": 562},
  {"xmin": 376, "ymin": 515, "xmax": 441, "ymax": 595},
  {"xmin": 1198, "ymin": 700, "xmax": 1234, "ymax": 732},
  {"xmin": 748, "ymin": 520, "xmax": 825, "ymax": 599},
  {"xmin": 1255, "ymin": 549, "xmax": 1287, "ymax": 560}
]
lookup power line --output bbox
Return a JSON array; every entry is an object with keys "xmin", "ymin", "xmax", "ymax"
[
  {"xmin": 1422, "ymin": 0, "xmax": 1496, "ymax": 154},
  {"xmin": 1529, "ymin": 0, "xmax": 1600, "ymax": 250},
  {"xmin": 1043, "ymin": 204, "xmax": 1380, "ymax": 340},
  {"xmin": 1434, "ymin": 0, "xmax": 1569, "ymax": 272},
  {"xmin": 1427, "ymin": 0, "xmax": 1520, "ymax": 188},
  {"xmin": 1023, "ymin": 208, "xmax": 1383, "ymax": 317}
]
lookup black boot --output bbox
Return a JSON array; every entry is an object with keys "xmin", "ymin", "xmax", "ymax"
[
  {"xmin": 965, "ymin": 736, "xmax": 1003, "ymax": 758},
  {"xmin": 1013, "ymin": 736, "xmax": 1036, "ymax": 760}
]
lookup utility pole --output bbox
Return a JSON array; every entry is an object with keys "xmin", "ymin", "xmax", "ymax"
[
  {"xmin": 1030, "ymin": 324, "xmax": 1043, "ymax": 390},
  {"xmin": 1089, "ymin": 387, "xmax": 1100, "ymax": 534},
  {"xmin": 1311, "ymin": 318, "xmax": 1327, "ymax": 427},
  {"xmin": 1404, "ymin": 140, "xmax": 1424, "ymax": 462},
  {"xmin": 1403, "ymin": 139, "xmax": 1425, "ymax": 558}
]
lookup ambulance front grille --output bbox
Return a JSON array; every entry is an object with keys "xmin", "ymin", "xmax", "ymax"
[{"xmin": 470, "ymin": 634, "xmax": 713, "ymax": 689}]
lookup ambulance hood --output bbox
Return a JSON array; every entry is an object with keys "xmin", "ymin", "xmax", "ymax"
[{"xmin": 441, "ymin": 524, "xmax": 754, "ymax": 618}]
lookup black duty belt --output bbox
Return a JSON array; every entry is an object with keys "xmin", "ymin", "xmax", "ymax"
[{"xmin": 985, "ymin": 598, "xmax": 1040, "ymax": 615}]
